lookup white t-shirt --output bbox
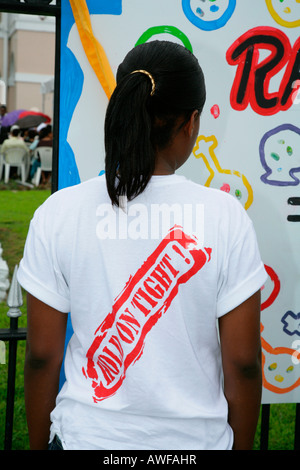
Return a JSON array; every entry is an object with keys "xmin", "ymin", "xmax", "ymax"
[{"xmin": 17, "ymin": 174, "xmax": 267, "ymax": 450}]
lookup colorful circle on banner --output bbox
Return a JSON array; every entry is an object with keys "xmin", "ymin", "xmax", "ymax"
[
  {"xmin": 182, "ymin": 0, "xmax": 236, "ymax": 31},
  {"xmin": 135, "ymin": 25, "xmax": 193, "ymax": 52},
  {"xmin": 265, "ymin": 0, "xmax": 300, "ymax": 28}
]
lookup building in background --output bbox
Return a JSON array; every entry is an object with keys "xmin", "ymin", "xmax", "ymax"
[{"xmin": 0, "ymin": 12, "xmax": 55, "ymax": 119}]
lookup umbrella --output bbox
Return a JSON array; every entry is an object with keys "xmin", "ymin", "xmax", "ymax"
[
  {"xmin": 16, "ymin": 111, "xmax": 51, "ymax": 129},
  {"xmin": 1, "ymin": 109, "xmax": 26, "ymax": 127}
]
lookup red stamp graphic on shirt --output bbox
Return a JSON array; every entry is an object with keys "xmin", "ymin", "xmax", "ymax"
[{"xmin": 82, "ymin": 226, "xmax": 212, "ymax": 402}]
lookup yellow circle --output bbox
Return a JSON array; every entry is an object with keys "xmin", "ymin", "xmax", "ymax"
[
  {"xmin": 274, "ymin": 374, "xmax": 284, "ymax": 383},
  {"xmin": 265, "ymin": 0, "xmax": 300, "ymax": 28}
]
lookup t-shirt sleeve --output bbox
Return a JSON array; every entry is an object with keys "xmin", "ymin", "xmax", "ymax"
[
  {"xmin": 17, "ymin": 202, "xmax": 70, "ymax": 313},
  {"xmin": 216, "ymin": 210, "xmax": 267, "ymax": 318}
]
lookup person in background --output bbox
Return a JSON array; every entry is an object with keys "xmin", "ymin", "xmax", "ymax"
[
  {"xmin": 0, "ymin": 105, "xmax": 8, "ymax": 144},
  {"xmin": 23, "ymin": 128, "xmax": 38, "ymax": 144},
  {"xmin": 29, "ymin": 124, "xmax": 53, "ymax": 184},
  {"xmin": 37, "ymin": 124, "xmax": 53, "ymax": 148},
  {"xmin": 29, "ymin": 124, "xmax": 52, "ymax": 153},
  {"xmin": 0, "ymin": 104, "xmax": 7, "ymax": 125},
  {"xmin": 18, "ymin": 41, "xmax": 267, "ymax": 451},
  {"xmin": 1, "ymin": 124, "xmax": 30, "ymax": 181},
  {"xmin": 1, "ymin": 124, "xmax": 29, "ymax": 155}
]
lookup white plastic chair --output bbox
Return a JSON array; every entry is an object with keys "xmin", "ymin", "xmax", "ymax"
[
  {"xmin": 3, "ymin": 146, "xmax": 28, "ymax": 183},
  {"xmin": 32, "ymin": 147, "xmax": 53, "ymax": 186}
]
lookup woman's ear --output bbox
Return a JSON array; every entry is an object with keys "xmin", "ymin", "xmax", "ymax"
[{"xmin": 185, "ymin": 110, "xmax": 200, "ymax": 137}]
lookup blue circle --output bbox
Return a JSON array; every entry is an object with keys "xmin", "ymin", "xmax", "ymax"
[{"xmin": 182, "ymin": 0, "xmax": 236, "ymax": 31}]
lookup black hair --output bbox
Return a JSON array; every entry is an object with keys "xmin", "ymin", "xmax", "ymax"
[
  {"xmin": 105, "ymin": 40, "xmax": 206, "ymax": 206},
  {"xmin": 39, "ymin": 124, "xmax": 52, "ymax": 139},
  {"xmin": 11, "ymin": 128, "xmax": 20, "ymax": 137}
]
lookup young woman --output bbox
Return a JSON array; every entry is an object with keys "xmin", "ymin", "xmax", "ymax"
[{"xmin": 18, "ymin": 41, "xmax": 267, "ymax": 450}]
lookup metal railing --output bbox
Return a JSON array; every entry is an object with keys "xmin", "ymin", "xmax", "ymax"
[{"xmin": 0, "ymin": 266, "xmax": 26, "ymax": 450}]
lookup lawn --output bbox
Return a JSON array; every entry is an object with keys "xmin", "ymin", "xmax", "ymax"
[{"xmin": 0, "ymin": 184, "xmax": 298, "ymax": 450}]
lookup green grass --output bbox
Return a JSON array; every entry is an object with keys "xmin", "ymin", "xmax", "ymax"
[
  {"xmin": 253, "ymin": 403, "xmax": 297, "ymax": 450},
  {"xmin": 0, "ymin": 184, "xmax": 298, "ymax": 450}
]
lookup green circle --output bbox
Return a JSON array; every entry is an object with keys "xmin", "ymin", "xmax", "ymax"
[{"xmin": 135, "ymin": 25, "xmax": 193, "ymax": 53}]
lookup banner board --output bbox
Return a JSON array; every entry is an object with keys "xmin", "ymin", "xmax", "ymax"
[{"xmin": 60, "ymin": 0, "xmax": 300, "ymax": 404}]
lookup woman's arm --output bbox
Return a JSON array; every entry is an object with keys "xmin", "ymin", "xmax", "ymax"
[
  {"xmin": 218, "ymin": 290, "xmax": 262, "ymax": 450},
  {"xmin": 24, "ymin": 293, "xmax": 68, "ymax": 450}
]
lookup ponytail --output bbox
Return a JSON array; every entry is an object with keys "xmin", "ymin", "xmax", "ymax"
[{"xmin": 105, "ymin": 72, "xmax": 155, "ymax": 207}]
